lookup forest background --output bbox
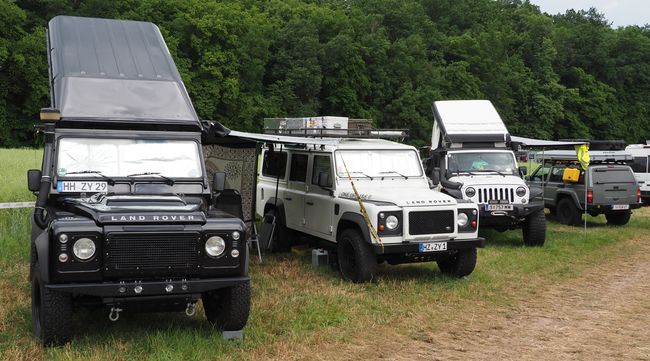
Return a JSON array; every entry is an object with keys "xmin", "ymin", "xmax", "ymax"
[{"xmin": 2, "ymin": 0, "xmax": 650, "ymax": 147}]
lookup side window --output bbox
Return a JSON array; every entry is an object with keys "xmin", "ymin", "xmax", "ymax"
[
  {"xmin": 549, "ymin": 165, "xmax": 566, "ymax": 182},
  {"xmin": 289, "ymin": 154, "xmax": 308, "ymax": 182},
  {"xmin": 631, "ymin": 156, "xmax": 648, "ymax": 173},
  {"xmin": 312, "ymin": 155, "xmax": 332, "ymax": 187},
  {"xmin": 262, "ymin": 151, "xmax": 287, "ymax": 178},
  {"xmin": 531, "ymin": 164, "xmax": 551, "ymax": 181}
]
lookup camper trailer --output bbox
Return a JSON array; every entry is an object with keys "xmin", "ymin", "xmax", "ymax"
[
  {"xmin": 426, "ymin": 100, "xmax": 546, "ymax": 246},
  {"xmin": 27, "ymin": 16, "xmax": 250, "ymax": 346}
]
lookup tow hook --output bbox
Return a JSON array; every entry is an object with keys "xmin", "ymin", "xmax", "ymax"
[
  {"xmin": 185, "ymin": 302, "xmax": 197, "ymax": 317},
  {"xmin": 109, "ymin": 307, "xmax": 123, "ymax": 322}
]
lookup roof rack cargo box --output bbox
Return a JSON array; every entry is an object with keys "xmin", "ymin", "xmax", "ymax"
[
  {"xmin": 264, "ymin": 116, "xmax": 349, "ymax": 135},
  {"xmin": 431, "ymin": 100, "xmax": 511, "ymax": 149},
  {"xmin": 47, "ymin": 16, "xmax": 199, "ymax": 128},
  {"xmin": 539, "ymin": 150, "xmax": 634, "ymax": 164}
]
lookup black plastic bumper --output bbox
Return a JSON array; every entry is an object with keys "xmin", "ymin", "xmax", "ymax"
[
  {"xmin": 46, "ymin": 276, "xmax": 249, "ymax": 297},
  {"xmin": 479, "ymin": 201, "xmax": 544, "ymax": 227},
  {"xmin": 373, "ymin": 237, "xmax": 485, "ymax": 255},
  {"xmin": 587, "ymin": 203, "xmax": 643, "ymax": 214}
]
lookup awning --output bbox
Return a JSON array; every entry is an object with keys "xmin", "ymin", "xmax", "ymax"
[
  {"xmin": 228, "ymin": 130, "xmax": 341, "ymax": 146},
  {"xmin": 510, "ymin": 136, "xmax": 587, "ymax": 148}
]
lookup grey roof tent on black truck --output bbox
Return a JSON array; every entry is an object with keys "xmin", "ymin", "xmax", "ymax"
[{"xmin": 29, "ymin": 16, "xmax": 252, "ymax": 346}]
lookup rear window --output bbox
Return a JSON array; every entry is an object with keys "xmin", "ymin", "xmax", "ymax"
[{"xmin": 591, "ymin": 166, "xmax": 636, "ymax": 184}]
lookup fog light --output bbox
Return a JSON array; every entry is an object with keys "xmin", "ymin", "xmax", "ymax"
[
  {"xmin": 59, "ymin": 234, "xmax": 68, "ymax": 243},
  {"xmin": 457, "ymin": 213, "xmax": 469, "ymax": 227},
  {"xmin": 205, "ymin": 236, "xmax": 226, "ymax": 257},
  {"xmin": 231, "ymin": 231, "xmax": 241, "ymax": 240},
  {"xmin": 58, "ymin": 253, "xmax": 68, "ymax": 262},
  {"xmin": 231, "ymin": 249, "xmax": 240, "ymax": 258},
  {"xmin": 73, "ymin": 238, "xmax": 96, "ymax": 260}
]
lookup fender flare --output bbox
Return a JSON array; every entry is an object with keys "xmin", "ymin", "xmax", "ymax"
[
  {"xmin": 34, "ymin": 230, "xmax": 50, "ymax": 283},
  {"xmin": 263, "ymin": 198, "xmax": 287, "ymax": 224},
  {"xmin": 556, "ymin": 190, "xmax": 583, "ymax": 210},
  {"xmin": 337, "ymin": 212, "xmax": 371, "ymax": 244}
]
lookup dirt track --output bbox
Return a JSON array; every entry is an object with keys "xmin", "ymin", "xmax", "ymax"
[{"xmin": 385, "ymin": 238, "xmax": 650, "ymax": 361}]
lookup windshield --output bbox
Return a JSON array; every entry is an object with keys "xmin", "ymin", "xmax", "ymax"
[
  {"xmin": 334, "ymin": 150, "xmax": 423, "ymax": 178},
  {"xmin": 447, "ymin": 152, "xmax": 517, "ymax": 174},
  {"xmin": 57, "ymin": 138, "xmax": 203, "ymax": 178}
]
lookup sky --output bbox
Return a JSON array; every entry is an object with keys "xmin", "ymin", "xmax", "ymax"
[{"xmin": 531, "ymin": 0, "xmax": 650, "ymax": 27}]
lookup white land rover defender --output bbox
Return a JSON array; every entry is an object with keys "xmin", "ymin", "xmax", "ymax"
[
  {"xmin": 257, "ymin": 131, "xmax": 485, "ymax": 283},
  {"xmin": 426, "ymin": 100, "xmax": 546, "ymax": 246}
]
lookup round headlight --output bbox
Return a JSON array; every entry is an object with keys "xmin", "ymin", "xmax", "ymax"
[
  {"xmin": 465, "ymin": 187, "xmax": 476, "ymax": 198},
  {"xmin": 205, "ymin": 236, "xmax": 226, "ymax": 257},
  {"xmin": 385, "ymin": 215, "xmax": 399, "ymax": 230},
  {"xmin": 457, "ymin": 213, "xmax": 469, "ymax": 227},
  {"xmin": 73, "ymin": 238, "xmax": 96, "ymax": 260},
  {"xmin": 516, "ymin": 186, "xmax": 527, "ymax": 197}
]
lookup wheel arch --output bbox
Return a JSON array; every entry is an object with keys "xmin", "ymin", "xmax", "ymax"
[
  {"xmin": 336, "ymin": 212, "xmax": 371, "ymax": 244},
  {"xmin": 556, "ymin": 190, "xmax": 583, "ymax": 210}
]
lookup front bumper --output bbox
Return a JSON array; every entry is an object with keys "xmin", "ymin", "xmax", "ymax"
[
  {"xmin": 373, "ymin": 237, "xmax": 485, "ymax": 255},
  {"xmin": 479, "ymin": 200, "xmax": 544, "ymax": 227},
  {"xmin": 46, "ymin": 276, "xmax": 249, "ymax": 298}
]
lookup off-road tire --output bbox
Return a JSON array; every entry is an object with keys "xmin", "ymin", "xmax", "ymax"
[
  {"xmin": 437, "ymin": 248, "xmax": 477, "ymax": 277},
  {"xmin": 202, "ymin": 281, "xmax": 251, "ymax": 331},
  {"xmin": 264, "ymin": 210, "xmax": 294, "ymax": 252},
  {"xmin": 31, "ymin": 262, "xmax": 72, "ymax": 346},
  {"xmin": 522, "ymin": 209, "xmax": 546, "ymax": 246},
  {"xmin": 556, "ymin": 197, "xmax": 582, "ymax": 226},
  {"xmin": 605, "ymin": 211, "xmax": 631, "ymax": 226},
  {"xmin": 337, "ymin": 228, "xmax": 377, "ymax": 283}
]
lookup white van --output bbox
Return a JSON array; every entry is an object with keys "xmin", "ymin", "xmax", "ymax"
[{"xmin": 626, "ymin": 144, "xmax": 650, "ymax": 204}]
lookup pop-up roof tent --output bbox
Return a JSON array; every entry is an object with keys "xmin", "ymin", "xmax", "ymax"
[
  {"xmin": 47, "ymin": 16, "xmax": 200, "ymax": 128},
  {"xmin": 431, "ymin": 100, "xmax": 510, "ymax": 149}
]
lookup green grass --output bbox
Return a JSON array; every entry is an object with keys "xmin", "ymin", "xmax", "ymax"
[
  {"xmin": 0, "ymin": 148, "xmax": 42, "ymax": 203},
  {"xmin": 0, "ymin": 147, "xmax": 648, "ymax": 360}
]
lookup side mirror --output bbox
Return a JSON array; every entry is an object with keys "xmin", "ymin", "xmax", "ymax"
[
  {"xmin": 27, "ymin": 169, "xmax": 41, "ymax": 192},
  {"xmin": 518, "ymin": 166, "xmax": 528, "ymax": 176},
  {"xmin": 212, "ymin": 172, "xmax": 226, "ymax": 193},
  {"xmin": 318, "ymin": 171, "xmax": 331, "ymax": 188},
  {"xmin": 430, "ymin": 167, "xmax": 441, "ymax": 186}
]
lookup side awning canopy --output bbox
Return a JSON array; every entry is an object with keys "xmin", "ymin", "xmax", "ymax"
[{"xmin": 510, "ymin": 136, "xmax": 587, "ymax": 149}]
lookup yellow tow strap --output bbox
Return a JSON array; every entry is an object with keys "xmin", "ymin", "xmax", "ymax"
[{"xmin": 340, "ymin": 157, "xmax": 384, "ymax": 252}]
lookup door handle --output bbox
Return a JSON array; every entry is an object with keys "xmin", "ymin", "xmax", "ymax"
[
  {"xmin": 284, "ymin": 197, "xmax": 293, "ymax": 201},
  {"xmin": 306, "ymin": 201, "xmax": 314, "ymax": 206}
]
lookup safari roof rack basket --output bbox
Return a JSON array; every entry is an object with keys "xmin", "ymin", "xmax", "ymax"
[{"xmin": 263, "ymin": 117, "xmax": 408, "ymax": 140}]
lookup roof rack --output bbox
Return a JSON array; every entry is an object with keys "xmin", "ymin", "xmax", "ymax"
[
  {"xmin": 558, "ymin": 139, "xmax": 626, "ymax": 151},
  {"xmin": 539, "ymin": 150, "xmax": 633, "ymax": 164},
  {"xmin": 262, "ymin": 127, "xmax": 408, "ymax": 140}
]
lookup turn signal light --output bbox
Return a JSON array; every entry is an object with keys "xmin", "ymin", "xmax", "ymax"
[
  {"xmin": 378, "ymin": 224, "xmax": 385, "ymax": 232},
  {"xmin": 471, "ymin": 220, "xmax": 477, "ymax": 229}
]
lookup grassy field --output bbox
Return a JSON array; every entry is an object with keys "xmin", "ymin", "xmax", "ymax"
[{"xmin": 1, "ymin": 148, "xmax": 648, "ymax": 360}]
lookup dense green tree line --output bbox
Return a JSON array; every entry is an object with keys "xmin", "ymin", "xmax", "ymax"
[{"xmin": 2, "ymin": 0, "xmax": 650, "ymax": 147}]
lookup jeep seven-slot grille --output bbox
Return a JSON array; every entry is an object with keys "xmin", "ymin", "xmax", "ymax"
[
  {"xmin": 409, "ymin": 210, "xmax": 455, "ymax": 235},
  {"xmin": 477, "ymin": 187, "xmax": 515, "ymax": 203},
  {"xmin": 106, "ymin": 232, "xmax": 200, "ymax": 272}
]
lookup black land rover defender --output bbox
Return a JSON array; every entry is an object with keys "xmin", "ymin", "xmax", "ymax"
[{"xmin": 28, "ymin": 16, "xmax": 250, "ymax": 346}]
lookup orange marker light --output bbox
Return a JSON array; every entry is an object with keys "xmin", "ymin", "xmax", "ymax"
[{"xmin": 378, "ymin": 224, "xmax": 385, "ymax": 232}]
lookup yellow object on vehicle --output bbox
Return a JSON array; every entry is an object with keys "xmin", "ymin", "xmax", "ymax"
[
  {"xmin": 562, "ymin": 167, "xmax": 581, "ymax": 183},
  {"xmin": 575, "ymin": 144, "xmax": 590, "ymax": 170}
]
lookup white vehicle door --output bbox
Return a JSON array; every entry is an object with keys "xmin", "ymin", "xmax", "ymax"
[
  {"xmin": 284, "ymin": 153, "xmax": 308, "ymax": 229},
  {"xmin": 305, "ymin": 154, "xmax": 334, "ymax": 236},
  {"xmin": 631, "ymin": 154, "xmax": 650, "ymax": 193}
]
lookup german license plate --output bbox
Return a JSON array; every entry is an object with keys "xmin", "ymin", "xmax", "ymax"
[
  {"xmin": 485, "ymin": 204, "xmax": 513, "ymax": 211},
  {"xmin": 57, "ymin": 181, "xmax": 108, "ymax": 193},
  {"xmin": 612, "ymin": 204, "xmax": 629, "ymax": 210},
  {"xmin": 419, "ymin": 242, "xmax": 447, "ymax": 252}
]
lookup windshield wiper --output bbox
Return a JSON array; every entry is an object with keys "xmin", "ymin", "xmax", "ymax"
[
  {"xmin": 345, "ymin": 171, "xmax": 373, "ymax": 180},
  {"xmin": 64, "ymin": 170, "xmax": 115, "ymax": 185},
  {"xmin": 477, "ymin": 169, "xmax": 510, "ymax": 176},
  {"xmin": 379, "ymin": 171, "xmax": 408, "ymax": 180},
  {"xmin": 127, "ymin": 172, "xmax": 175, "ymax": 186},
  {"xmin": 450, "ymin": 169, "xmax": 478, "ymax": 176}
]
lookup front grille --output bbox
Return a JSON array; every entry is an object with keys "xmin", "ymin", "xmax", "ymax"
[
  {"xmin": 477, "ymin": 187, "xmax": 514, "ymax": 203},
  {"xmin": 106, "ymin": 232, "xmax": 200, "ymax": 274},
  {"xmin": 408, "ymin": 210, "xmax": 455, "ymax": 235}
]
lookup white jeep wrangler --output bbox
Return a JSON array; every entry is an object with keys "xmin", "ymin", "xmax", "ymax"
[{"xmin": 257, "ymin": 138, "xmax": 485, "ymax": 282}]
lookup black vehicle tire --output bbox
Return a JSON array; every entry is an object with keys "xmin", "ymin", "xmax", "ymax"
[
  {"xmin": 264, "ymin": 209, "xmax": 294, "ymax": 252},
  {"xmin": 522, "ymin": 209, "xmax": 546, "ymax": 247},
  {"xmin": 605, "ymin": 211, "xmax": 631, "ymax": 226},
  {"xmin": 437, "ymin": 248, "xmax": 477, "ymax": 277},
  {"xmin": 556, "ymin": 197, "xmax": 582, "ymax": 226},
  {"xmin": 31, "ymin": 262, "xmax": 72, "ymax": 346},
  {"xmin": 202, "ymin": 281, "xmax": 251, "ymax": 331},
  {"xmin": 337, "ymin": 228, "xmax": 377, "ymax": 283}
]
